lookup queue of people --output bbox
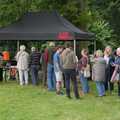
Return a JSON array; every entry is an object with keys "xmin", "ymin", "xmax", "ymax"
[
  {"xmin": 92, "ymin": 47, "xmax": 120, "ymax": 97},
  {"xmin": 1, "ymin": 42, "xmax": 120, "ymax": 99}
]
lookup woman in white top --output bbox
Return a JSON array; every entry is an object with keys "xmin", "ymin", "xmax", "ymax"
[{"xmin": 16, "ymin": 45, "xmax": 29, "ymax": 85}]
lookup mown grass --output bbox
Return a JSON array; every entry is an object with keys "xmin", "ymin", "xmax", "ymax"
[{"xmin": 0, "ymin": 81, "xmax": 120, "ymax": 120}]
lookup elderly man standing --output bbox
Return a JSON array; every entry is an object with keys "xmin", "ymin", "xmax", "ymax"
[
  {"xmin": 61, "ymin": 42, "xmax": 79, "ymax": 99},
  {"xmin": 47, "ymin": 42, "xmax": 56, "ymax": 91},
  {"xmin": 16, "ymin": 45, "xmax": 29, "ymax": 85},
  {"xmin": 29, "ymin": 47, "xmax": 41, "ymax": 85}
]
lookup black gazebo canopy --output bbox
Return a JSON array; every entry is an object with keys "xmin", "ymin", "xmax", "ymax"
[{"xmin": 0, "ymin": 11, "xmax": 94, "ymax": 41}]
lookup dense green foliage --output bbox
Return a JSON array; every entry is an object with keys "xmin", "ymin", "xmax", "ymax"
[
  {"xmin": 89, "ymin": 19, "xmax": 114, "ymax": 48},
  {"xmin": 0, "ymin": 0, "xmax": 31, "ymax": 26},
  {"xmin": 89, "ymin": 0, "xmax": 120, "ymax": 48},
  {"xmin": 0, "ymin": 0, "xmax": 120, "ymax": 48}
]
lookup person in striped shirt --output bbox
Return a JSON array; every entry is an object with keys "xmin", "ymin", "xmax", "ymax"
[{"xmin": 29, "ymin": 47, "xmax": 41, "ymax": 85}]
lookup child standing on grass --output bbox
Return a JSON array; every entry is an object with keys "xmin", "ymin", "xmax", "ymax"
[
  {"xmin": 53, "ymin": 46, "xmax": 63, "ymax": 95},
  {"xmin": 92, "ymin": 50, "xmax": 106, "ymax": 97}
]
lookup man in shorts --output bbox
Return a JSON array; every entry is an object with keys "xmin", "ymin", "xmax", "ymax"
[{"xmin": 53, "ymin": 46, "xmax": 63, "ymax": 95}]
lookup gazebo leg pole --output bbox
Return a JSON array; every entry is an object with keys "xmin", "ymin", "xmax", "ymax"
[
  {"xmin": 74, "ymin": 39, "xmax": 76, "ymax": 54},
  {"xmin": 94, "ymin": 39, "xmax": 96, "ymax": 52},
  {"xmin": 17, "ymin": 40, "xmax": 20, "ymax": 51},
  {"xmin": 74, "ymin": 40, "xmax": 76, "ymax": 54}
]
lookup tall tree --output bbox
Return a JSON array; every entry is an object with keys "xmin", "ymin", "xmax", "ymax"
[
  {"xmin": 88, "ymin": 0, "xmax": 120, "ymax": 46},
  {"xmin": 0, "ymin": 0, "xmax": 32, "ymax": 27}
]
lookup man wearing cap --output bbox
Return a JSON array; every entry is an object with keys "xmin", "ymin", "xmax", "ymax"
[
  {"xmin": 47, "ymin": 42, "xmax": 56, "ymax": 91},
  {"xmin": 29, "ymin": 47, "xmax": 41, "ymax": 85}
]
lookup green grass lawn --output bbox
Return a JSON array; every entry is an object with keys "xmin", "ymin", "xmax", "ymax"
[{"xmin": 0, "ymin": 81, "xmax": 120, "ymax": 120}]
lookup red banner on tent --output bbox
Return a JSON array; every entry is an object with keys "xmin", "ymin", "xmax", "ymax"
[{"xmin": 57, "ymin": 32, "xmax": 73, "ymax": 40}]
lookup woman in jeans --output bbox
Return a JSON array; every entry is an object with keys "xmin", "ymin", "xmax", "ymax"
[
  {"xmin": 92, "ymin": 50, "xmax": 106, "ymax": 97},
  {"xmin": 78, "ymin": 49, "xmax": 90, "ymax": 94}
]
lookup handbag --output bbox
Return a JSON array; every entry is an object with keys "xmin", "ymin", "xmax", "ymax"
[
  {"xmin": 84, "ymin": 64, "xmax": 90, "ymax": 78},
  {"xmin": 111, "ymin": 65, "xmax": 120, "ymax": 83}
]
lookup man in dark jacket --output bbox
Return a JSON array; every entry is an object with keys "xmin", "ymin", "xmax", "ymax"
[
  {"xmin": 61, "ymin": 42, "xmax": 79, "ymax": 99},
  {"xmin": 29, "ymin": 47, "xmax": 41, "ymax": 85}
]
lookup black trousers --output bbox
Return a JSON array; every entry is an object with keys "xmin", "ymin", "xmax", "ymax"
[
  {"xmin": 118, "ymin": 82, "xmax": 120, "ymax": 96},
  {"xmin": 63, "ymin": 73, "xmax": 66, "ymax": 88},
  {"xmin": 64, "ymin": 69, "xmax": 79, "ymax": 98},
  {"xmin": 104, "ymin": 69, "xmax": 114, "ymax": 91}
]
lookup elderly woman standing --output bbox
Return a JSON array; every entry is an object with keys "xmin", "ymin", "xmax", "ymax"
[
  {"xmin": 92, "ymin": 50, "xmax": 106, "ymax": 97},
  {"xmin": 16, "ymin": 45, "xmax": 29, "ymax": 85},
  {"xmin": 78, "ymin": 49, "xmax": 90, "ymax": 94},
  {"xmin": 104, "ymin": 46, "xmax": 115, "ymax": 92}
]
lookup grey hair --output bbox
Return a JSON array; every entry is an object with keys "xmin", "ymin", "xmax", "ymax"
[
  {"xmin": 20, "ymin": 45, "xmax": 26, "ymax": 51},
  {"xmin": 117, "ymin": 47, "xmax": 120, "ymax": 52},
  {"xmin": 105, "ymin": 46, "xmax": 112, "ymax": 49},
  {"xmin": 96, "ymin": 50, "xmax": 103, "ymax": 57},
  {"xmin": 31, "ymin": 47, "xmax": 36, "ymax": 52},
  {"xmin": 49, "ymin": 42, "xmax": 55, "ymax": 47}
]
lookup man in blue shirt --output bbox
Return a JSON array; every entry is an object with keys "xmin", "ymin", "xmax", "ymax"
[{"xmin": 53, "ymin": 46, "xmax": 63, "ymax": 95}]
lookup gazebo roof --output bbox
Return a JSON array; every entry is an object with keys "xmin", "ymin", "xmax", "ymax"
[{"xmin": 0, "ymin": 11, "xmax": 94, "ymax": 40}]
